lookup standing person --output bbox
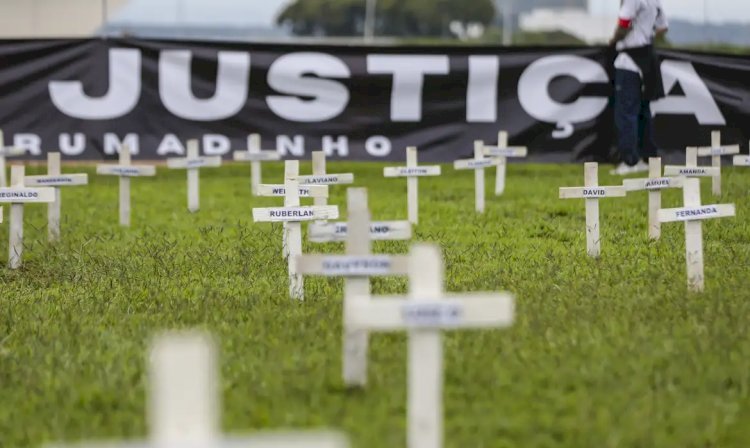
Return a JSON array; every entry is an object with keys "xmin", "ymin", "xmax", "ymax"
[{"xmin": 609, "ymin": 0, "xmax": 669, "ymax": 175}]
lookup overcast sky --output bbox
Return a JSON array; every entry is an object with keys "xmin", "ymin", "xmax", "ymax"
[
  {"xmin": 112, "ymin": 0, "xmax": 750, "ymax": 26},
  {"xmin": 590, "ymin": 0, "xmax": 750, "ymax": 23}
]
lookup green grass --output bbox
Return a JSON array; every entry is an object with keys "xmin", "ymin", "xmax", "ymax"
[{"xmin": 2, "ymin": 162, "xmax": 750, "ymax": 448}]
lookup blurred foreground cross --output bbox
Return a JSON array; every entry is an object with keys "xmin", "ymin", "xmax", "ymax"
[
  {"xmin": 346, "ymin": 244, "xmax": 515, "ymax": 448},
  {"xmin": 46, "ymin": 332, "xmax": 350, "ymax": 448}
]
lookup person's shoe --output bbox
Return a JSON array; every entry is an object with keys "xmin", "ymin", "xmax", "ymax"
[
  {"xmin": 610, "ymin": 162, "xmax": 638, "ymax": 175},
  {"xmin": 632, "ymin": 160, "xmax": 650, "ymax": 173}
]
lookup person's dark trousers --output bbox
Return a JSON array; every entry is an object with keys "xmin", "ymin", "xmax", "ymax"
[{"xmin": 615, "ymin": 69, "xmax": 658, "ymax": 166}]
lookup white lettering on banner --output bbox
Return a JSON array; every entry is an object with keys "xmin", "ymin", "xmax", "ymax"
[
  {"xmin": 367, "ymin": 55, "xmax": 450, "ymax": 122},
  {"xmin": 518, "ymin": 55, "xmax": 609, "ymax": 140},
  {"xmin": 105, "ymin": 133, "xmax": 139, "ymax": 156},
  {"xmin": 13, "ymin": 134, "xmax": 42, "ymax": 156},
  {"xmin": 159, "ymin": 50, "xmax": 250, "ymax": 121},
  {"xmin": 156, "ymin": 134, "xmax": 185, "ymax": 156},
  {"xmin": 583, "ymin": 188, "xmax": 606, "ymax": 197},
  {"xmin": 651, "ymin": 60, "xmax": 726, "ymax": 125},
  {"xmin": 365, "ymin": 135, "xmax": 391, "ymax": 157},
  {"xmin": 59, "ymin": 133, "xmax": 86, "ymax": 156},
  {"xmin": 277, "ymin": 135, "xmax": 305, "ymax": 157},
  {"xmin": 266, "ymin": 52, "xmax": 351, "ymax": 122},
  {"xmin": 675, "ymin": 206, "xmax": 719, "ymax": 219},
  {"xmin": 323, "ymin": 135, "xmax": 349, "ymax": 157},
  {"xmin": 467, "ymin": 56, "xmax": 499, "ymax": 122},
  {"xmin": 49, "ymin": 48, "xmax": 141, "ymax": 119},
  {"xmin": 44, "ymin": 48, "xmax": 724, "ymax": 133},
  {"xmin": 401, "ymin": 302, "xmax": 463, "ymax": 327},
  {"xmin": 202, "ymin": 134, "xmax": 230, "ymax": 156}
]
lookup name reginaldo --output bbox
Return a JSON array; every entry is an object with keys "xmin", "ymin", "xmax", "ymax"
[{"xmin": 0, "ymin": 191, "xmax": 39, "ymax": 199}]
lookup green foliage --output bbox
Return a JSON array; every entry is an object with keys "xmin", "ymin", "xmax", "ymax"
[
  {"xmin": 512, "ymin": 30, "xmax": 586, "ymax": 46},
  {"xmin": 277, "ymin": 0, "xmax": 496, "ymax": 37},
  {"xmin": 1, "ymin": 162, "xmax": 750, "ymax": 447}
]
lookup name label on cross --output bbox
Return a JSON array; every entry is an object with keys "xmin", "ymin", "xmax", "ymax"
[
  {"xmin": 384, "ymin": 166, "xmax": 442, "ymax": 177},
  {"xmin": 299, "ymin": 174, "xmax": 354, "ymax": 185},
  {"xmin": 583, "ymin": 188, "xmax": 606, "ymax": 198},
  {"xmin": 658, "ymin": 204, "xmax": 736, "ymax": 223},
  {"xmin": 401, "ymin": 302, "xmax": 464, "ymax": 328},
  {"xmin": 97, "ymin": 165, "xmax": 156, "ymax": 177},
  {"xmin": 24, "ymin": 174, "xmax": 88, "ymax": 186},
  {"xmin": 0, "ymin": 188, "xmax": 55, "ymax": 203},
  {"xmin": 253, "ymin": 205, "xmax": 338, "ymax": 222},
  {"xmin": 321, "ymin": 256, "xmax": 394, "ymax": 276},
  {"xmin": 682, "ymin": 168, "xmax": 707, "ymax": 175},
  {"xmin": 645, "ymin": 178, "xmax": 673, "ymax": 190}
]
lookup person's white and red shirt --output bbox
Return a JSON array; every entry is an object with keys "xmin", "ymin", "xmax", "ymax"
[{"xmin": 614, "ymin": 0, "xmax": 669, "ymax": 76}]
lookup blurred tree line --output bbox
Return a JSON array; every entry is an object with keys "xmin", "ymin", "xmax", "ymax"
[{"xmin": 277, "ymin": 0, "xmax": 496, "ymax": 38}]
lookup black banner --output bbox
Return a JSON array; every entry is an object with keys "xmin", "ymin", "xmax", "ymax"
[{"xmin": 0, "ymin": 39, "xmax": 748, "ymax": 162}]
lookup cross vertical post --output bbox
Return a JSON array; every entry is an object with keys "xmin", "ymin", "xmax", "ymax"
[
  {"xmin": 187, "ymin": 140, "xmax": 200, "ymax": 212},
  {"xmin": 658, "ymin": 178, "xmax": 735, "ymax": 292},
  {"xmin": 47, "ymin": 153, "xmax": 62, "ymax": 241},
  {"xmin": 408, "ymin": 244, "xmax": 444, "ymax": 448},
  {"xmin": 407, "ymin": 147, "xmax": 419, "ymax": 224},
  {"xmin": 559, "ymin": 162, "xmax": 626, "ymax": 258},
  {"xmin": 711, "ymin": 131, "xmax": 722, "ymax": 196},
  {"xmin": 149, "ymin": 333, "xmax": 218, "ymax": 445},
  {"xmin": 2, "ymin": 165, "xmax": 54, "ymax": 269},
  {"xmin": 623, "ymin": 157, "xmax": 684, "ymax": 240},
  {"xmin": 584, "ymin": 162, "xmax": 600, "ymax": 258},
  {"xmin": 647, "ymin": 158, "xmax": 661, "ymax": 239},
  {"xmin": 384, "ymin": 147, "xmax": 441, "ymax": 225},
  {"xmin": 24, "ymin": 153, "xmax": 88, "ymax": 243},
  {"xmin": 496, "ymin": 131, "xmax": 507, "ymax": 195},
  {"xmin": 9, "ymin": 166, "xmax": 25, "ymax": 270},
  {"xmin": 454, "ymin": 141, "xmax": 500, "ymax": 213},
  {"xmin": 119, "ymin": 146, "xmax": 131, "ymax": 226},
  {"xmin": 285, "ymin": 161, "xmax": 304, "ymax": 300}
]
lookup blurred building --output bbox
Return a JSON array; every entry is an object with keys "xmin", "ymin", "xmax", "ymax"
[{"xmin": 0, "ymin": 0, "xmax": 128, "ymax": 37}]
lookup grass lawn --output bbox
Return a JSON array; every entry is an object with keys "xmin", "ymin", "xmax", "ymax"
[{"xmin": 1, "ymin": 161, "xmax": 749, "ymax": 448}]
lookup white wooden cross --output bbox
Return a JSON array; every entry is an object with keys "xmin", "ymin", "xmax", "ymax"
[
  {"xmin": 233, "ymin": 134, "xmax": 281, "ymax": 196},
  {"xmin": 46, "ymin": 332, "xmax": 350, "ymax": 448},
  {"xmin": 96, "ymin": 145, "xmax": 156, "ymax": 227},
  {"xmin": 735, "ymin": 152, "xmax": 750, "ymax": 167},
  {"xmin": 622, "ymin": 157, "xmax": 684, "ymax": 240},
  {"xmin": 658, "ymin": 178, "xmax": 735, "ymax": 292},
  {"xmin": 695, "ymin": 131, "xmax": 740, "ymax": 196},
  {"xmin": 483, "ymin": 131, "xmax": 528, "ymax": 196},
  {"xmin": 453, "ymin": 140, "xmax": 500, "ymax": 213},
  {"xmin": 664, "ymin": 147, "xmax": 720, "ymax": 182},
  {"xmin": 346, "ymin": 244, "xmax": 515, "ymax": 448},
  {"xmin": 0, "ymin": 130, "xmax": 25, "ymax": 188},
  {"xmin": 297, "ymin": 188, "xmax": 410, "ymax": 387},
  {"xmin": 300, "ymin": 151, "xmax": 355, "ymax": 213},
  {"xmin": 0, "ymin": 165, "xmax": 55, "ymax": 269},
  {"xmin": 24, "ymin": 152, "xmax": 89, "ymax": 242},
  {"xmin": 253, "ymin": 161, "xmax": 339, "ymax": 300},
  {"xmin": 383, "ymin": 146, "xmax": 441, "ymax": 224},
  {"xmin": 167, "ymin": 139, "xmax": 222, "ymax": 213},
  {"xmin": 559, "ymin": 162, "xmax": 627, "ymax": 258}
]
